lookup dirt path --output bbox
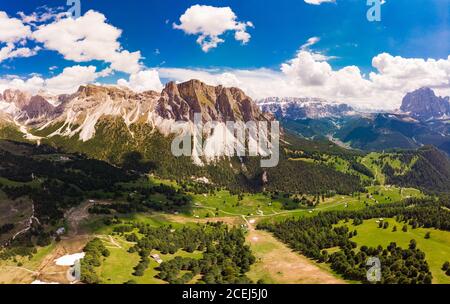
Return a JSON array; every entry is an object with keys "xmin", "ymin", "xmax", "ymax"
[
  {"xmin": 1, "ymin": 201, "xmax": 96, "ymax": 284},
  {"xmin": 246, "ymin": 222, "xmax": 344, "ymax": 284}
]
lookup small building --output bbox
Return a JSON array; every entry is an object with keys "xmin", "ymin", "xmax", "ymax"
[{"xmin": 56, "ymin": 227, "xmax": 66, "ymax": 235}]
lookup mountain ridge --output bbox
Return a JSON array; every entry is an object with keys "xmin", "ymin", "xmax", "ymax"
[
  {"xmin": 257, "ymin": 97, "xmax": 356, "ymax": 120},
  {"xmin": 400, "ymin": 87, "xmax": 450, "ymax": 121}
]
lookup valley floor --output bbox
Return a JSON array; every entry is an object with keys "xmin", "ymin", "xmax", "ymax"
[
  {"xmin": 246, "ymin": 221, "xmax": 344, "ymax": 284},
  {"xmin": 0, "ymin": 179, "xmax": 446, "ymax": 285}
]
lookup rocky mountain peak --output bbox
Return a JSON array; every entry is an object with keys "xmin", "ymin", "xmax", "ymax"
[
  {"xmin": 158, "ymin": 79, "xmax": 269, "ymax": 123},
  {"xmin": 2, "ymin": 89, "xmax": 32, "ymax": 109},
  {"xmin": 21, "ymin": 95, "xmax": 55, "ymax": 120},
  {"xmin": 400, "ymin": 87, "xmax": 450, "ymax": 121}
]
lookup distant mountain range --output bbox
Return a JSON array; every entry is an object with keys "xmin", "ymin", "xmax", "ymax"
[
  {"xmin": 257, "ymin": 97, "xmax": 356, "ymax": 120},
  {"xmin": 2, "ymin": 81, "xmax": 450, "ymax": 157},
  {"xmin": 257, "ymin": 88, "xmax": 450, "ymax": 155},
  {"xmin": 1, "ymin": 80, "xmax": 450, "ymax": 195}
]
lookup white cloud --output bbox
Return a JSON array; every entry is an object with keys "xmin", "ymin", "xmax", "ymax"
[
  {"xmin": 32, "ymin": 10, "xmax": 142, "ymax": 74},
  {"xmin": 17, "ymin": 6, "xmax": 69, "ymax": 26},
  {"xmin": 0, "ymin": 11, "xmax": 31, "ymax": 43},
  {"xmin": 301, "ymin": 37, "xmax": 320, "ymax": 49},
  {"xmin": 118, "ymin": 70, "xmax": 163, "ymax": 92},
  {"xmin": 158, "ymin": 42, "xmax": 450, "ymax": 110},
  {"xmin": 0, "ymin": 75, "xmax": 45, "ymax": 94},
  {"xmin": 173, "ymin": 5, "xmax": 254, "ymax": 52},
  {"xmin": 369, "ymin": 53, "xmax": 450, "ymax": 96},
  {"xmin": 0, "ymin": 65, "xmax": 110, "ymax": 95},
  {"xmin": 0, "ymin": 11, "xmax": 37, "ymax": 63},
  {"xmin": 0, "ymin": 43, "xmax": 39, "ymax": 63},
  {"xmin": 282, "ymin": 50, "xmax": 334, "ymax": 86},
  {"xmin": 300, "ymin": 36, "xmax": 337, "ymax": 61},
  {"xmin": 45, "ymin": 65, "xmax": 109, "ymax": 94},
  {"xmin": 304, "ymin": 0, "xmax": 336, "ymax": 5}
]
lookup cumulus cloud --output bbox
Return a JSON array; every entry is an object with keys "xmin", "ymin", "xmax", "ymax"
[
  {"xmin": 0, "ymin": 75, "xmax": 45, "ymax": 95},
  {"xmin": 32, "ymin": 10, "xmax": 142, "ymax": 74},
  {"xmin": 158, "ymin": 40, "xmax": 450, "ymax": 110},
  {"xmin": 173, "ymin": 5, "xmax": 254, "ymax": 52},
  {"xmin": 45, "ymin": 65, "xmax": 111, "ymax": 94},
  {"xmin": 0, "ymin": 11, "xmax": 36, "ymax": 63},
  {"xmin": 117, "ymin": 70, "xmax": 164, "ymax": 92},
  {"xmin": 0, "ymin": 43, "xmax": 39, "ymax": 63},
  {"xmin": 0, "ymin": 65, "xmax": 111, "ymax": 95},
  {"xmin": 0, "ymin": 11, "xmax": 31, "ymax": 43}
]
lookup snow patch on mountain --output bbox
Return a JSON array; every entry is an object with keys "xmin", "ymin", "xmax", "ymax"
[{"xmin": 257, "ymin": 97, "xmax": 356, "ymax": 119}]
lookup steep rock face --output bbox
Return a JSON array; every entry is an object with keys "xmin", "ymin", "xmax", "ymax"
[
  {"xmin": 2, "ymin": 89, "xmax": 31, "ymax": 109},
  {"xmin": 49, "ymin": 85, "xmax": 161, "ymax": 141},
  {"xmin": 400, "ymin": 87, "xmax": 450, "ymax": 121},
  {"xmin": 21, "ymin": 96, "xmax": 55, "ymax": 120},
  {"xmin": 258, "ymin": 97, "xmax": 355, "ymax": 120},
  {"xmin": 156, "ymin": 80, "xmax": 270, "ymax": 123}
]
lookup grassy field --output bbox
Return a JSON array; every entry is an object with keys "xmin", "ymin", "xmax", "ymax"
[
  {"xmin": 337, "ymin": 218, "xmax": 450, "ymax": 284},
  {"xmin": 191, "ymin": 190, "xmax": 290, "ymax": 218},
  {"xmin": 96, "ymin": 235, "xmax": 203, "ymax": 284}
]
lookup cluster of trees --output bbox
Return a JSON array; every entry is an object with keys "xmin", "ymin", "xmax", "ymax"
[
  {"xmin": 88, "ymin": 183, "xmax": 192, "ymax": 215},
  {"xmin": 264, "ymin": 156, "xmax": 364, "ymax": 195},
  {"xmin": 0, "ymin": 144, "xmax": 137, "ymax": 224},
  {"xmin": 350, "ymin": 161, "xmax": 374, "ymax": 178},
  {"xmin": 122, "ymin": 222, "xmax": 255, "ymax": 284},
  {"xmin": 80, "ymin": 238, "xmax": 110, "ymax": 284},
  {"xmin": 329, "ymin": 241, "xmax": 432, "ymax": 284},
  {"xmin": 383, "ymin": 147, "xmax": 450, "ymax": 194},
  {"xmin": 259, "ymin": 198, "xmax": 450, "ymax": 283},
  {"xmin": 179, "ymin": 181, "xmax": 215, "ymax": 195},
  {"xmin": 0, "ymin": 245, "xmax": 36, "ymax": 260},
  {"xmin": 0, "ymin": 140, "xmax": 194, "ymax": 256},
  {"xmin": 443, "ymin": 262, "xmax": 450, "ymax": 276}
]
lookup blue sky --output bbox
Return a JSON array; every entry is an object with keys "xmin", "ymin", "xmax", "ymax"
[{"xmin": 1, "ymin": 0, "xmax": 450, "ymax": 109}]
